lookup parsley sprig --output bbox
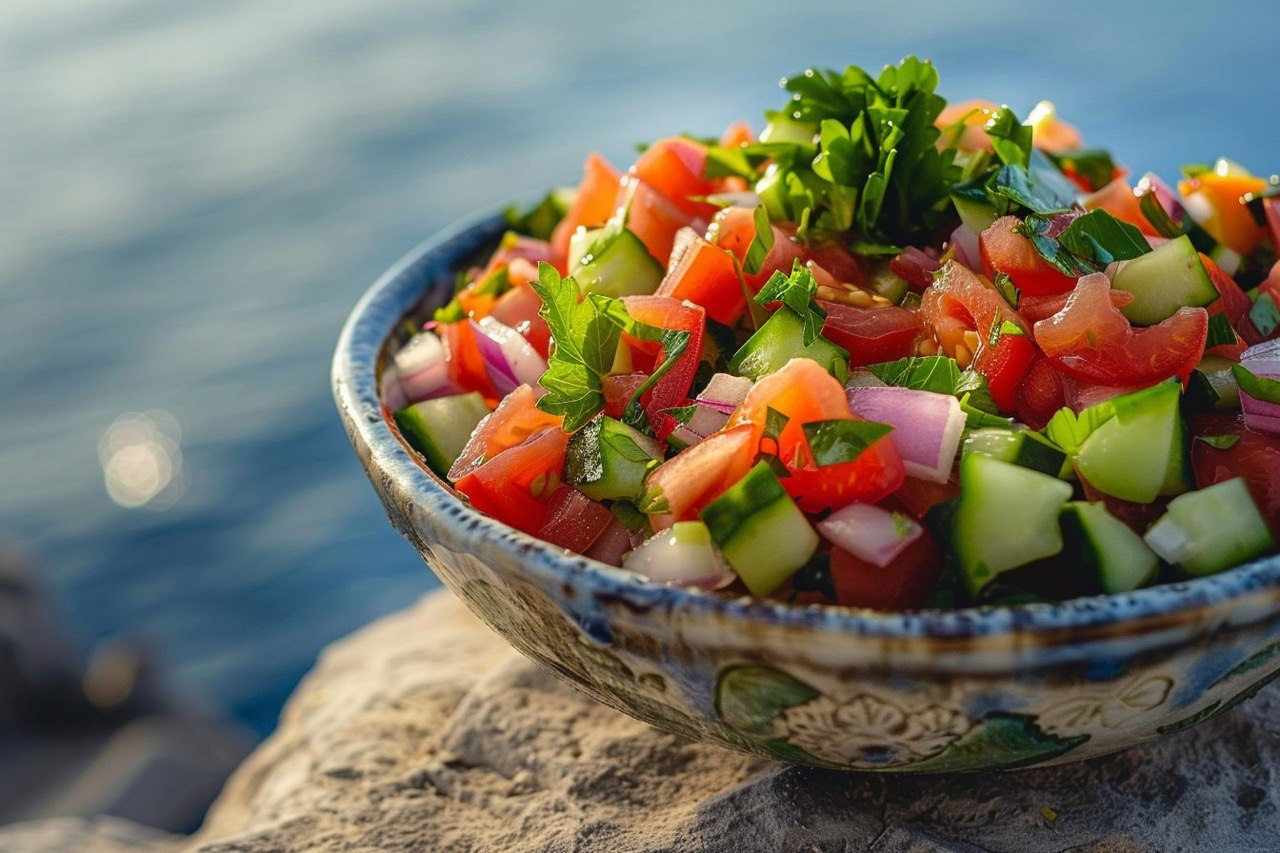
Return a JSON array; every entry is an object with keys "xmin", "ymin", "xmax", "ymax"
[{"xmin": 754, "ymin": 260, "xmax": 828, "ymax": 345}]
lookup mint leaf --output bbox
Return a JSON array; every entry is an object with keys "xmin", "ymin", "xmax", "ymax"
[
  {"xmin": 802, "ymin": 419, "xmax": 894, "ymax": 466},
  {"xmin": 1016, "ymin": 215, "xmax": 1093, "ymax": 278},
  {"xmin": 983, "ymin": 106, "xmax": 1032, "ymax": 169},
  {"xmin": 531, "ymin": 262, "xmax": 625, "ymax": 432},
  {"xmin": 994, "ymin": 272, "xmax": 1020, "ymax": 309},
  {"xmin": 754, "ymin": 260, "xmax": 828, "ymax": 345},
  {"xmin": 1196, "ymin": 434, "xmax": 1241, "ymax": 450},
  {"xmin": 992, "ymin": 164, "xmax": 1075, "ymax": 216},
  {"xmin": 867, "ymin": 355, "xmax": 960, "ymax": 394},
  {"xmin": 1232, "ymin": 363, "xmax": 1280, "ymax": 405},
  {"xmin": 1058, "ymin": 209, "xmax": 1151, "ymax": 265}
]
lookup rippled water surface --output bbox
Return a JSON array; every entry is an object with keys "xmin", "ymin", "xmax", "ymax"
[{"xmin": 4, "ymin": 0, "xmax": 1278, "ymax": 735}]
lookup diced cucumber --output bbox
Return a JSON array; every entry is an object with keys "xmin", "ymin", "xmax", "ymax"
[
  {"xmin": 394, "ymin": 392, "xmax": 490, "ymax": 478},
  {"xmin": 866, "ymin": 262, "xmax": 910, "ymax": 305},
  {"xmin": 1185, "ymin": 354, "xmax": 1242, "ymax": 411},
  {"xmin": 728, "ymin": 308, "xmax": 849, "ymax": 382},
  {"xmin": 1060, "ymin": 502, "xmax": 1159, "ymax": 594},
  {"xmin": 700, "ymin": 462, "xmax": 818, "ymax": 596},
  {"xmin": 1075, "ymin": 381, "xmax": 1185, "ymax": 504},
  {"xmin": 963, "ymin": 428, "xmax": 1067, "ymax": 477},
  {"xmin": 952, "ymin": 193, "xmax": 998, "ymax": 234},
  {"xmin": 567, "ymin": 226, "xmax": 600, "ymax": 272},
  {"xmin": 572, "ymin": 225, "xmax": 663, "ymax": 298},
  {"xmin": 563, "ymin": 417, "xmax": 663, "ymax": 502},
  {"xmin": 1159, "ymin": 404, "xmax": 1192, "ymax": 498},
  {"xmin": 950, "ymin": 454, "xmax": 1073, "ymax": 596},
  {"xmin": 1110, "ymin": 235, "xmax": 1218, "ymax": 326},
  {"xmin": 759, "ymin": 116, "xmax": 818, "ymax": 144},
  {"xmin": 621, "ymin": 521, "xmax": 731, "ymax": 587},
  {"xmin": 1144, "ymin": 478, "xmax": 1275, "ymax": 577}
]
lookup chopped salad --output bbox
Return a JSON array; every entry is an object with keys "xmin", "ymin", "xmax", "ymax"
[{"xmin": 383, "ymin": 56, "xmax": 1280, "ymax": 610}]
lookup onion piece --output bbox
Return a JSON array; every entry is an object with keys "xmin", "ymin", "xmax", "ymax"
[
  {"xmin": 380, "ymin": 365, "xmax": 408, "ymax": 411},
  {"xmin": 472, "ymin": 317, "xmax": 548, "ymax": 396},
  {"xmin": 583, "ymin": 519, "xmax": 632, "ymax": 567},
  {"xmin": 949, "ymin": 223, "xmax": 981, "ymax": 271},
  {"xmin": 817, "ymin": 503, "xmax": 923, "ymax": 569},
  {"xmin": 667, "ymin": 404, "xmax": 731, "ymax": 450},
  {"xmin": 1241, "ymin": 393, "xmax": 1280, "ymax": 436},
  {"xmin": 1238, "ymin": 342, "xmax": 1280, "ymax": 436},
  {"xmin": 845, "ymin": 369, "xmax": 888, "ymax": 389},
  {"xmin": 622, "ymin": 521, "xmax": 736, "ymax": 588},
  {"xmin": 696, "ymin": 373, "xmax": 753, "ymax": 414},
  {"xmin": 845, "ymin": 386, "xmax": 965, "ymax": 483},
  {"xmin": 395, "ymin": 330, "xmax": 445, "ymax": 376},
  {"xmin": 396, "ymin": 331, "xmax": 458, "ymax": 404},
  {"xmin": 1240, "ymin": 340, "xmax": 1280, "ymax": 379}
]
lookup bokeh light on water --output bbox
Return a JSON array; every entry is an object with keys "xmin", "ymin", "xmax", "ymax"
[{"xmin": 99, "ymin": 411, "xmax": 186, "ymax": 510}]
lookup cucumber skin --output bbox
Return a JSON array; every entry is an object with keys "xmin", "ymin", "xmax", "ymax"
[
  {"xmin": 1060, "ymin": 502, "xmax": 1158, "ymax": 594},
  {"xmin": 564, "ymin": 418, "xmax": 661, "ymax": 502},
  {"xmin": 963, "ymin": 428, "xmax": 1067, "ymax": 477},
  {"xmin": 573, "ymin": 229, "xmax": 663, "ymax": 298},
  {"xmin": 1074, "ymin": 381, "xmax": 1183, "ymax": 504},
  {"xmin": 1149, "ymin": 478, "xmax": 1276, "ymax": 577}
]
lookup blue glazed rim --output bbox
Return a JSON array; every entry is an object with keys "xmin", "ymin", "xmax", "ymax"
[{"xmin": 333, "ymin": 209, "xmax": 1280, "ymax": 642}]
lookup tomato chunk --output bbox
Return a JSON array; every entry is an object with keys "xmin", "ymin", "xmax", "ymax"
[
  {"xmin": 979, "ymin": 215, "xmax": 1077, "ymax": 296},
  {"xmin": 538, "ymin": 486, "xmax": 615, "ymax": 553},
  {"xmin": 656, "ymin": 235, "xmax": 747, "ymax": 325},
  {"xmin": 449, "ymin": 384, "xmax": 562, "ymax": 481},
  {"xmin": 632, "ymin": 137, "xmax": 720, "ymax": 220},
  {"xmin": 711, "ymin": 206, "xmax": 807, "ymax": 294},
  {"xmin": 1190, "ymin": 411, "xmax": 1280, "ymax": 538},
  {"xmin": 551, "ymin": 153, "xmax": 622, "ymax": 264},
  {"xmin": 827, "ymin": 533, "xmax": 944, "ymax": 610},
  {"xmin": 621, "ymin": 296, "xmax": 705, "ymax": 439},
  {"xmin": 644, "ymin": 424, "xmax": 756, "ymax": 530},
  {"xmin": 820, "ymin": 304, "xmax": 922, "ymax": 367},
  {"xmin": 454, "ymin": 427, "xmax": 569, "ymax": 536}
]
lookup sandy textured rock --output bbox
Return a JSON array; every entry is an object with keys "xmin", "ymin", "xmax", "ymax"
[
  {"xmin": 10, "ymin": 589, "xmax": 1276, "ymax": 851},
  {"xmin": 0, "ymin": 815, "xmax": 180, "ymax": 852},
  {"xmin": 189, "ymin": 589, "xmax": 1280, "ymax": 852}
]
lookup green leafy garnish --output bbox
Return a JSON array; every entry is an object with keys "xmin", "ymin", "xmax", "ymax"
[
  {"xmin": 1231, "ymin": 363, "xmax": 1280, "ymax": 404},
  {"xmin": 1206, "ymin": 313, "xmax": 1239, "ymax": 349},
  {"xmin": 755, "ymin": 261, "xmax": 828, "ymax": 345},
  {"xmin": 993, "ymin": 272, "xmax": 1020, "ymax": 309},
  {"xmin": 960, "ymin": 394, "xmax": 1013, "ymax": 429},
  {"xmin": 1046, "ymin": 148, "xmax": 1116, "ymax": 193},
  {"xmin": 1196, "ymin": 434, "xmax": 1241, "ymax": 450},
  {"xmin": 1015, "ymin": 216, "xmax": 1092, "ymax": 278},
  {"xmin": 504, "ymin": 189, "xmax": 573, "ymax": 241},
  {"xmin": 802, "ymin": 419, "xmax": 894, "ymax": 466},
  {"xmin": 1057, "ymin": 209, "xmax": 1151, "ymax": 265},
  {"xmin": 531, "ymin": 263, "xmax": 626, "ymax": 432},
  {"xmin": 743, "ymin": 205, "xmax": 775, "ymax": 276},
  {"xmin": 866, "ymin": 355, "xmax": 1000, "ymax": 413},
  {"xmin": 982, "ymin": 106, "xmax": 1032, "ymax": 169},
  {"xmin": 1251, "ymin": 292, "xmax": 1280, "ymax": 338},
  {"xmin": 433, "ymin": 263, "xmax": 511, "ymax": 323},
  {"xmin": 763, "ymin": 406, "xmax": 790, "ymax": 446},
  {"xmin": 990, "ymin": 163, "xmax": 1075, "ymax": 216}
]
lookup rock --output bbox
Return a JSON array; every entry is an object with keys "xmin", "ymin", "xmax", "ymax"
[
  {"xmin": 0, "ymin": 815, "xmax": 179, "ymax": 853},
  {"xmin": 167, "ymin": 589, "xmax": 1278, "ymax": 852}
]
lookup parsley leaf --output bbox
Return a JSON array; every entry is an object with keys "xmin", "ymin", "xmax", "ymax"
[
  {"xmin": 1015, "ymin": 215, "xmax": 1093, "ymax": 278},
  {"xmin": 1196, "ymin": 434, "xmax": 1241, "ymax": 450},
  {"xmin": 434, "ymin": 263, "xmax": 510, "ymax": 323},
  {"xmin": 755, "ymin": 261, "xmax": 828, "ymax": 345},
  {"xmin": 1058, "ymin": 209, "xmax": 1151, "ymax": 265},
  {"xmin": 1046, "ymin": 148, "xmax": 1117, "ymax": 193},
  {"xmin": 531, "ymin": 263, "xmax": 625, "ymax": 432},
  {"xmin": 1232, "ymin": 363, "xmax": 1280, "ymax": 405},
  {"xmin": 991, "ymin": 163, "xmax": 1076, "ymax": 215},
  {"xmin": 866, "ymin": 355, "xmax": 1001, "ymax": 414},
  {"xmin": 983, "ymin": 106, "xmax": 1032, "ymax": 169},
  {"xmin": 802, "ymin": 419, "xmax": 894, "ymax": 466},
  {"xmin": 744, "ymin": 205, "xmax": 775, "ymax": 275},
  {"xmin": 504, "ymin": 190, "xmax": 573, "ymax": 241}
]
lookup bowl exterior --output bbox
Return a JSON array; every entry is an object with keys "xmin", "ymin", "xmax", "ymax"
[{"xmin": 334, "ymin": 215, "xmax": 1280, "ymax": 772}]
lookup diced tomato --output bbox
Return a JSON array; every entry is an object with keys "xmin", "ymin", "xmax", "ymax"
[
  {"xmin": 1019, "ymin": 288, "xmax": 1133, "ymax": 324},
  {"xmin": 826, "ymin": 532, "xmax": 944, "ymax": 610},
  {"xmin": 551, "ymin": 153, "xmax": 622, "ymax": 264},
  {"xmin": 632, "ymin": 137, "xmax": 720, "ymax": 220},
  {"xmin": 618, "ymin": 176, "xmax": 703, "ymax": 263},
  {"xmin": 1190, "ymin": 411, "xmax": 1280, "ymax": 538},
  {"xmin": 621, "ymin": 296, "xmax": 705, "ymax": 440},
  {"xmin": 644, "ymin": 424, "xmax": 756, "ymax": 530},
  {"xmin": 805, "ymin": 242, "xmax": 866, "ymax": 288},
  {"xmin": 1265, "ymin": 197, "xmax": 1280, "ymax": 253},
  {"xmin": 1082, "ymin": 178, "xmax": 1159, "ymax": 237},
  {"xmin": 449, "ymin": 384, "xmax": 563, "ymax": 480},
  {"xmin": 711, "ymin": 206, "xmax": 807, "ymax": 293},
  {"xmin": 602, "ymin": 372, "xmax": 647, "ymax": 420},
  {"xmin": 934, "ymin": 99, "xmax": 997, "ymax": 152},
  {"xmin": 1178, "ymin": 169, "xmax": 1268, "ymax": 255},
  {"xmin": 1033, "ymin": 273, "xmax": 1208, "ymax": 386},
  {"xmin": 454, "ymin": 427, "xmax": 569, "ymax": 536},
  {"xmin": 920, "ymin": 262, "xmax": 1032, "ymax": 414},
  {"xmin": 979, "ymin": 215, "xmax": 1078, "ymax": 296},
  {"xmin": 889, "ymin": 475, "xmax": 960, "ymax": 519},
  {"xmin": 656, "ymin": 235, "xmax": 747, "ymax": 325},
  {"xmin": 727, "ymin": 358, "xmax": 905, "ymax": 512},
  {"xmin": 537, "ymin": 486, "xmax": 616, "ymax": 553},
  {"xmin": 718, "ymin": 121, "xmax": 755, "ymax": 149},
  {"xmin": 1013, "ymin": 355, "xmax": 1066, "ymax": 430},
  {"xmin": 1201, "ymin": 252, "xmax": 1263, "ymax": 347},
  {"xmin": 983, "ymin": 330, "xmax": 1038, "ymax": 413},
  {"xmin": 490, "ymin": 281, "xmax": 551, "ymax": 358},
  {"xmin": 438, "ymin": 320, "xmax": 499, "ymax": 404},
  {"xmin": 820, "ymin": 304, "xmax": 922, "ymax": 366}
]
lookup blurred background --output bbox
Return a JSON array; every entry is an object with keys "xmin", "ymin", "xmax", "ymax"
[{"xmin": 3, "ymin": 0, "xmax": 1279, "ymax": 830}]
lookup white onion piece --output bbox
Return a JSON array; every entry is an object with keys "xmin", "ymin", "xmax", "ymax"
[
  {"xmin": 380, "ymin": 365, "xmax": 408, "ymax": 411},
  {"xmin": 622, "ymin": 522, "xmax": 736, "ymax": 588},
  {"xmin": 686, "ymin": 405, "xmax": 730, "ymax": 436},
  {"xmin": 1144, "ymin": 516, "xmax": 1193, "ymax": 565},
  {"xmin": 949, "ymin": 223, "xmax": 981, "ymax": 271},
  {"xmin": 818, "ymin": 503, "xmax": 922, "ymax": 569},
  {"xmin": 394, "ymin": 331, "xmax": 445, "ymax": 377},
  {"xmin": 696, "ymin": 373, "xmax": 753, "ymax": 413},
  {"xmin": 845, "ymin": 369, "xmax": 888, "ymax": 389},
  {"xmin": 399, "ymin": 361, "xmax": 458, "ymax": 403},
  {"xmin": 473, "ymin": 317, "xmax": 548, "ymax": 396},
  {"xmin": 846, "ymin": 386, "xmax": 965, "ymax": 483}
]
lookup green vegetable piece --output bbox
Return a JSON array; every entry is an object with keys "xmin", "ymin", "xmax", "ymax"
[
  {"xmin": 564, "ymin": 417, "xmax": 663, "ymax": 502},
  {"xmin": 394, "ymin": 393, "xmax": 491, "ymax": 478},
  {"xmin": 728, "ymin": 309, "xmax": 848, "ymax": 382},
  {"xmin": 802, "ymin": 419, "xmax": 894, "ymax": 467},
  {"xmin": 1144, "ymin": 478, "xmax": 1275, "ymax": 577}
]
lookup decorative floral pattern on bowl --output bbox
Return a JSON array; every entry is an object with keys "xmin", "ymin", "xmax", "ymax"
[{"xmin": 333, "ymin": 214, "xmax": 1280, "ymax": 772}]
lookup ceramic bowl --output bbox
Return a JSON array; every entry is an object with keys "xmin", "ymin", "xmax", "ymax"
[{"xmin": 333, "ymin": 212, "xmax": 1280, "ymax": 772}]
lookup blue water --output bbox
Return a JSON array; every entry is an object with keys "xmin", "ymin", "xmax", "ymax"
[{"xmin": 4, "ymin": 0, "xmax": 1279, "ymax": 737}]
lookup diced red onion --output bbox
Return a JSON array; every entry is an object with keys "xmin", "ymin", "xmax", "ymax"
[
  {"xmin": 583, "ymin": 519, "xmax": 632, "ymax": 567},
  {"xmin": 949, "ymin": 223, "xmax": 981, "ymax": 271},
  {"xmin": 846, "ymin": 386, "xmax": 965, "ymax": 483},
  {"xmin": 1237, "ymin": 342, "xmax": 1280, "ymax": 437},
  {"xmin": 1135, "ymin": 172, "xmax": 1188, "ymax": 225},
  {"xmin": 696, "ymin": 373, "xmax": 753, "ymax": 414},
  {"xmin": 666, "ymin": 404, "xmax": 731, "ymax": 449},
  {"xmin": 471, "ymin": 317, "xmax": 548, "ymax": 397},
  {"xmin": 1240, "ymin": 340, "xmax": 1280, "ymax": 379},
  {"xmin": 380, "ymin": 365, "xmax": 408, "ymax": 411},
  {"xmin": 817, "ymin": 503, "xmax": 923, "ymax": 569}
]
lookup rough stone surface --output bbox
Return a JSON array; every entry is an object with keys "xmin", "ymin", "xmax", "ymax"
[{"xmin": 6, "ymin": 589, "xmax": 1279, "ymax": 851}]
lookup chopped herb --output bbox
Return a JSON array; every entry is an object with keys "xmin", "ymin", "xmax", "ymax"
[
  {"xmin": 1047, "ymin": 148, "xmax": 1116, "ymax": 193},
  {"xmin": 994, "ymin": 272, "xmax": 1020, "ymax": 309},
  {"xmin": 504, "ymin": 189, "xmax": 573, "ymax": 241},
  {"xmin": 991, "ymin": 163, "xmax": 1075, "ymax": 216},
  {"xmin": 1057, "ymin": 209, "xmax": 1151, "ymax": 265},
  {"xmin": 434, "ymin": 264, "xmax": 511, "ymax": 323},
  {"xmin": 763, "ymin": 406, "xmax": 790, "ymax": 447},
  {"xmin": 983, "ymin": 106, "xmax": 1032, "ymax": 169},
  {"xmin": 1196, "ymin": 434, "xmax": 1242, "ymax": 450},
  {"xmin": 1205, "ymin": 313, "xmax": 1239, "ymax": 349},
  {"xmin": 755, "ymin": 261, "xmax": 829, "ymax": 345},
  {"xmin": 1015, "ymin": 216, "xmax": 1093, "ymax": 278},
  {"xmin": 744, "ymin": 205, "xmax": 775, "ymax": 275},
  {"xmin": 1251, "ymin": 292, "xmax": 1280, "ymax": 338},
  {"xmin": 802, "ymin": 419, "xmax": 894, "ymax": 466},
  {"xmin": 891, "ymin": 511, "xmax": 915, "ymax": 539}
]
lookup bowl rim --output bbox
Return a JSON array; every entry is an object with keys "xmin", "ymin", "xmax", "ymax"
[{"xmin": 333, "ymin": 209, "xmax": 1280, "ymax": 641}]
